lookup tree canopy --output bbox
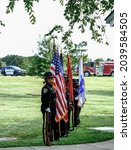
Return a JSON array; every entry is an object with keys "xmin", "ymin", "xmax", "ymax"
[
  {"xmin": 1, "ymin": 0, "xmax": 113, "ymax": 43},
  {"xmin": 0, "ymin": 1, "xmax": 114, "ymax": 76}
]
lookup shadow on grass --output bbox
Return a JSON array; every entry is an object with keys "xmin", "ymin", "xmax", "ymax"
[
  {"xmin": 87, "ymin": 90, "xmax": 114, "ymax": 97},
  {"xmin": 0, "ymin": 93, "xmax": 40, "ymax": 98}
]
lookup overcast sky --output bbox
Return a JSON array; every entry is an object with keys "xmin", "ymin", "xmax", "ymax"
[{"xmin": 0, "ymin": 0, "xmax": 114, "ymax": 60}]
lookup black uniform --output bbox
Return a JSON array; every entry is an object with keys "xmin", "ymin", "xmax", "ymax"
[
  {"xmin": 73, "ymin": 79, "xmax": 81, "ymax": 127},
  {"xmin": 60, "ymin": 75, "xmax": 70, "ymax": 137},
  {"xmin": 41, "ymin": 82, "xmax": 56, "ymax": 115},
  {"xmin": 41, "ymin": 82, "xmax": 56, "ymax": 146}
]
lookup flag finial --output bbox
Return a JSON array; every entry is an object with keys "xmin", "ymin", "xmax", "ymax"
[
  {"xmin": 60, "ymin": 48, "xmax": 62, "ymax": 54},
  {"xmin": 52, "ymin": 35, "xmax": 57, "ymax": 52}
]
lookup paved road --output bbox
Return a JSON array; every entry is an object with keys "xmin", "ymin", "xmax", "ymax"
[{"xmin": 0, "ymin": 139, "xmax": 114, "ymax": 150}]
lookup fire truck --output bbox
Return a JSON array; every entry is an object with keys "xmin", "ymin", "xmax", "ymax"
[
  {"xmin": 95, "ymin": 61, "xmax": 114, "ymax": 77},
  {"xmin": 83, "ymin": 62, "xmax": 96, "ymax": 77},
  {"xmin": 76, "ymin": 61, "xmax": 114, "ymax": 77}
]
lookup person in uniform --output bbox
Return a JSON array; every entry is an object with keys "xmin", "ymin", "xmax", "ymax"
[
  {"xmin": 73, "ymin": 78, "xmax": 81, "ymax": 127},
  {"xmin": 59, "ymin": 74, "xmax": 71, "ymax": 137},
  {"xmin": 41, "ymin": 71, "xmax": 56, "ymax": 146},
  {"xmin": 64, "ymin": 74, "xmax": 74, "ymax": 131}
]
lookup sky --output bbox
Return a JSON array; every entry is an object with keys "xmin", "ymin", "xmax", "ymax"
[{"xmin": 0, "ymin": 0, "xmax": 114, "ymax": 61}]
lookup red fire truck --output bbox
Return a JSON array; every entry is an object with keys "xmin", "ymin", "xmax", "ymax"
[
  {"xmin": 83, "ymin": 62, "xmax": 96, "ymax": 77},
  {"xmin": 76, "ymin": 61, "xmax": 114, "ymax": 77},
  {"xmin": 96, "ymin": 61, "xmax": 114, "ymax": 77}
]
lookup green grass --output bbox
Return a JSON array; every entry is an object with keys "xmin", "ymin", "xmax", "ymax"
[{"xmin": 0, "ymin": 76, "xmax": 114, "ymax": 147}]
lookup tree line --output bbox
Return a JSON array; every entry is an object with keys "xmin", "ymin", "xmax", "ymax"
[
  {"xmin": 0, "ymin": 36, "xmax": 88, "ymax": 76},
  {"xmin": 0, "ymin": 36, "xmax": 113, "ymax": 76}
]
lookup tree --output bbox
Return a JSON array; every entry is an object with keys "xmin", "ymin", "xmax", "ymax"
[
  {"xmin": 62, "ymin": 0, "xmax": 113, "ymax": 43},
  {"xmin": 0, "ymin": 59, "xmax": 2, "ymax": 67},
  {"xmin": 63, "ymin": 40, "xmax": 88, "ymax": 72},
  {"xmin": 28, "ymin": 35, "xmax": 88, "ymax": 76},
  {"xmin": 94, "ymin": 58, "xmax": 104, "ymax": 66},
  {"xmin": 1, "ymin": 0, "xmax": 113, "ymax": 43},
  {"xmin": 1, "ymin": 1, "xmax": 113, "ymax": 69},
  {"xmin": 0, "ymin": 60, "xmax": 6, "ymax": 67},
  {"xmin": 106, "ymin": 58, "xmax": 114, "ymax": 61},
  {"xmin": 1, "ymin": 55, "xmax": 31, "ymax": 71},
  {"xmin": 2, "ymin": 55, "xmax": 22, "ymax": 66},
  {"xmin": 28, "ymin": 36, "xmax": 53, "ymax": 76},
  {"xmin": 45, "ymin": 26, "xmax": 89, "ymax": 72}
]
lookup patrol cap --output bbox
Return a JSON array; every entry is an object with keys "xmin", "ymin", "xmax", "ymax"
[{"xmin": 43, "ymin": 71, "xmax": 54, "ymax": 79}]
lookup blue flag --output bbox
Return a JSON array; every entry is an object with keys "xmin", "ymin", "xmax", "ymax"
[{"xmin": 78, "ymin": 58, "xmax": 86, "ymax": 107}]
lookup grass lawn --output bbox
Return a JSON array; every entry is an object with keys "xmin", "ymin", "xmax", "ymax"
[{"xmin": 0, "ymin": 76, "xmax": 114, "ymax": 147}]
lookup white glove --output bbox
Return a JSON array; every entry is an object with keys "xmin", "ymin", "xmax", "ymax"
[
  {"xmin": 75, "ymin": 96, "xmax": 79, "ymax": 100},
  {"xmin": 45, "ymin": 108, "xmax": 51, "ymax": 112}
]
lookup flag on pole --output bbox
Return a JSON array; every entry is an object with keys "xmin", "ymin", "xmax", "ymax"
[
  {"xmin": 60, "ymin": 49, "xmax": 63, "ymax": 67},
  {"xmin": 78, "ymin": 58, "xmax": 86, "ymax": 107},
  {"xmin": 66, "ymin": 54, "xmax": 74, "ymax": 102},
  {"xmin": 50, "ymin": 49, "xmax": 68, "ymax": 123},
  {"xmin": 59, "ymin": 48, "xmax": 64, "ymax": 74}
]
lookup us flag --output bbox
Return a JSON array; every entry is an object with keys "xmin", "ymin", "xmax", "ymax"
[{"xmin": 50, "ymin": 49, "xmax": 68, "ymax": 123}]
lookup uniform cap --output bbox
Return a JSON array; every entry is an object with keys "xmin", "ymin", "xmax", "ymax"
[
  {"xmin": 43, "ymin": 71, "xmax": 54, "ymax": 79},
  {"xmin": 73, "ymin": 79, "xmax": 79, "ymax": 84}
]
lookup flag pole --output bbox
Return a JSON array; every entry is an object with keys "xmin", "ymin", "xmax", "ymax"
[{"xmin": 52, "ymin": 35, "xmax": 57, "ymax": 52}]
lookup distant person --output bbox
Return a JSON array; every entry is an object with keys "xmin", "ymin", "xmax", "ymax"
[{"xmin": 41, "ymin": 71, "xmax": 58, "ymax": 146}]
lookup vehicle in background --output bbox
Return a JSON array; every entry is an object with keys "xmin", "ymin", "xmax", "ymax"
[
  {"xmin": 96, "ymin": 61, "xmax": 114, "ymax": 77},
  {"xmin": 0, "ymin": 67, "xmax": 6, "ymax": 75},
  {"xmin": 0, "ymin": 69, "xmax": 2, "ymax": 75},
  {"xmin": 75, "ymin": 62, "xmax": 96, "ymax": 77},
  {"xmin": 83, "ymin": 62, "xmax": 96, "ymax": 77},
  {"xmin": 75, "ymin": 61, "xmax": 114, "ymax": 77},
  {"xmin": 1, "ymin": 66, "xmax": 26, "ymax": 76}
]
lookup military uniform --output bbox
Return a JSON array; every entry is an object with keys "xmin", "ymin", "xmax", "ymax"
[
  {"xmin": 73, "ymin": 79, "xmax": 81, "ymax": 127},
  {"xmin": 41, "ymin": 72, "xmax": 56, "ymax": 146},
  {"xmin": 60, "ymin": 75, "xmax": 69, "ymax": 137}
]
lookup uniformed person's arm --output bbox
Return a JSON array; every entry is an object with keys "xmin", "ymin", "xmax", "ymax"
[{"xmin": 41, "ymin": 87, "xmax": 51, "ymax": 113}]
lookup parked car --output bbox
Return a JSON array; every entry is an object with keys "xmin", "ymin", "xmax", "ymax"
[{"xmin": 1, "ymin": 66, "xmax": 26, "ymax": 76}]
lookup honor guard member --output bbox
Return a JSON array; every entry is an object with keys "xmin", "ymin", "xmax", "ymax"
[
  {"xmin": 60, "ymin": 74, "xmax": 70, "ymax": 137},
  {"xmin": 73, "ymin": 79, "xmax": 81, "ymax": 127},
  {"xmin": 64, "ymin": 74, "xmax": 74, "ymax": 131},
  {"xmin": 41, "ymin": 71, "xmax": 56, "ymax": 146}
]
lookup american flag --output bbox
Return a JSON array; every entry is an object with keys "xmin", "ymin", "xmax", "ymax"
[{"xmin": 50, "ymin": 50, "xmax": 68, "ymax": 123}]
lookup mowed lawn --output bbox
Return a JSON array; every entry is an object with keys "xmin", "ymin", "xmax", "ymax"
[{"xmin": 0, "ymin": 76, "xmax": 114, "ymax": 147}]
